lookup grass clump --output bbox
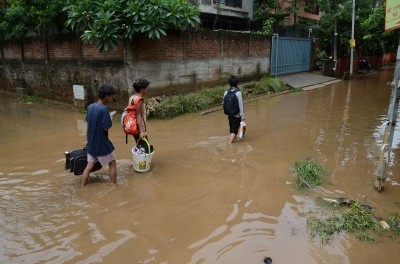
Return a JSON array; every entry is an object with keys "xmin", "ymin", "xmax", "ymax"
[
  {"xmin": 293, "ymin": 159, "xmax": 328, "ymax": 190},
  {"xmin": 150, "ymin": 86, "xmax": 225, "ymax": 119},
  {"xmin": 18, "ymin": 94, "xmax": 44, "ymax": 104},
  {"xmin": 341, "ymin": 203, "xmax": 381, "ymax": 234},
  {"xmin": 293, "ymin": 87, "xmax": 303, "ymax": 92},
  {"xmin": 307, "ymin": 201, "xmax": 388, "ymax": 244},
  {"xmin": 243, "ymin": 76, "xmax": 286, "ymax": 95}
]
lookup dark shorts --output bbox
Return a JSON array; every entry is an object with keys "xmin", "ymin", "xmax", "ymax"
[{"xmin": 228, "ymin": 116, "xmax": 241, "ymax": 134}]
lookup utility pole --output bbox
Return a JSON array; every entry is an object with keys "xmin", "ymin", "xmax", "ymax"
[
  {"xmin": 374, "ymin": 0, "xmax": 400, "ymax": 192},
  {"xmin": 375, "ymin": 37, "xmax": 400, "ymax": 192},
  {"xmin": 349, "ymin": 0, "xmax": 355, "ymax": 76},
  {"xmin": 333, "ymin": 0, "xmax": 337, "ymax": 62}
]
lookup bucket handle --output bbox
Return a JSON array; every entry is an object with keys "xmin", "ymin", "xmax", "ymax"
[{"xmin": 136, "ymin": 137, "xmax": 151, "ymax": 154}]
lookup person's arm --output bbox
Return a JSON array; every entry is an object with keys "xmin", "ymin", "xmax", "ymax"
[
  {"xmin": 236, "ymin": 91, "xmax": 245, "ymax": 120},
  {"xmin": 102, "ymin": 107, "xmax": 113, "ymax": 131},
  {"xmin": 222, "ymin": 91, "xmax": 227, "ymax": 104},
  {"xmin": 128, "ymin": 95, "xmax": 134, "ymax": 105},
  {"xmin": 136, "ymin": 99, "xmax": 146, "ymax": 138}
]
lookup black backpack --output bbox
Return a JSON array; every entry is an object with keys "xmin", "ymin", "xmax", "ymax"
[{"xmin": 223, "ymin": 88, "xmax": 239, "ymax": 116}]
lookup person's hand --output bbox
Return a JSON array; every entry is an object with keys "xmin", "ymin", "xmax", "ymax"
[{"xmin": 140, "ymin": 132, "xmax": 147, "ymax": 139}]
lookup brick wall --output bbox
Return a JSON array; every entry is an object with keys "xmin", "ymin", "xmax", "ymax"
[
  {"xmin": 223, "ymin": 33, "xmax": 249, "ymax": 57},
  {"xmin": 47, "ymin": 35, "xmax": 79, "ymax": 60},
  {"xmin": 3, "ymin": 41, "xmax": 20, "ymax": 60},
  {"xmin": 0, "ymin": 30, "xmax": 271, "ymax": 104},
  {"xmin": 24, "ymin": 38, "xmax": 46, "ymax": 60},
  {"xmin": 186, "ymin": 31, "xmax": 221, "ymax": 59},
  {"xmin": 135, "ymin": 34, "xmax": 184, "ymax": 61},
  {"xmin": 82, "ymin": 42, "xmax": 124, "ymax": 60},
  {"xmin": 249, "ymin": 35, "xmax": 270, "ymax": 56},
  {"xmin": 134, "ymin": 31, "xmax": 271, "ymax": 60}
]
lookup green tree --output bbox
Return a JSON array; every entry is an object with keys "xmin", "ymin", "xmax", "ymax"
[
  {"xmin": 64, "ymin": 0, "xmax": 201, "ymax": 52},
  {"xmin": 0, "ymin": 0, "xmax": 66, "ymax": 40},
  {"xmin": 361, "ymin": 5, "xmax": 400, "ymax": 54},
  {"xmin": 253, "ymin": 0, "xmax": 305, "ymax": 35},
  {"xmin": 317, "ymin": 0, "xmax": 398, "ymax": 57}
]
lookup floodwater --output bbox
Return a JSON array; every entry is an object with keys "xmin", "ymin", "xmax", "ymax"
[{"xmin": 0, "ymin": 69, "xmax": 399, "ymax": 264}]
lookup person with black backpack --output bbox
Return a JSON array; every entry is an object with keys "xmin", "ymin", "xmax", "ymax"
[{"xmin": 223, "ymin": 76, "xmax": 245, "ymax": 144}]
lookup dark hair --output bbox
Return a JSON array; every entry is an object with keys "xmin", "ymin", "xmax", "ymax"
[
  {"xmin": 132, "ymin": 79, "xmax": 150, "ymax": 93},
  {"xmin": 229, "ymin": 76, "xmax": 239, "ymax": 87},
  {"xmin": 98, "ymin": 85, "xmax": 115, "ymax": 99}
]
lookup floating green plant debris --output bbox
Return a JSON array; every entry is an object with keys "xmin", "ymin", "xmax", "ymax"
[
  {"xmin": 293, "ymin": 159, "xmax": 328, "ymax": 190},
  {"xmin": 306, "ymin": 200, "xmax": 400, "ymax": 244}
]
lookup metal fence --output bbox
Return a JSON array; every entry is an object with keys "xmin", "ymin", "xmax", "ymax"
[{"xmin": 270, "ymin": 34, "xmax": 312, "ymax": 76}]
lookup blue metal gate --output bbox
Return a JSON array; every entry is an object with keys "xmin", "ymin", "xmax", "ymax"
[{"xmin": 270, "ymin": 34, "xmax": 312, "ymax": 76}]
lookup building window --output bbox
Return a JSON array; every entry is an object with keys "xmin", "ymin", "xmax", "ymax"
[{"xmin": 215, "ymin": 0, "xmax": 242, "ymax": 9}]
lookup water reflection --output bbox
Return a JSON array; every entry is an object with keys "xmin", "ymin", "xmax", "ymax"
[{"xmin": 188, "ymin": 200, "xmax": 278, "ymax": 263}]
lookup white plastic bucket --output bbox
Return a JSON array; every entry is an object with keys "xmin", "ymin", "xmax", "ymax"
[{"xmin": 131, "ymin": 139, "xmax": 154, "ymax": 172}]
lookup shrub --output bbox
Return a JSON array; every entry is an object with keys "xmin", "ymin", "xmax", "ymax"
[{"xmin": 149, "ymin": 77, "xmax": 286, "ymax": 119}]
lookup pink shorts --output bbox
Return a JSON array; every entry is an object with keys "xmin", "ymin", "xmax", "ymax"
[{"xmin": 87, "ymin": 151, "xmax": 116, "ymax": 166}]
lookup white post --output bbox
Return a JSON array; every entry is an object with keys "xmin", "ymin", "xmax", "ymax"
[
  {"xmin": 349, "ymin": 0, "xmax": 355, "ymax": 76},
  {"xmin": 375, "ymin": 37, "xmax": 400, "ymax": 192}
]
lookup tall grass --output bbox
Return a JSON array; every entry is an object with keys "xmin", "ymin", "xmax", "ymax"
[
  {"xmin": 150, "ymin": 76, "xmax": 286, "ymax": 119},
  {"xmin": 18, "ymin": 94, "xmax": 44, "ymax": 104},
  {"xmin": 150, "ymin": 86, "xmax": 225, "ymax": 119}
]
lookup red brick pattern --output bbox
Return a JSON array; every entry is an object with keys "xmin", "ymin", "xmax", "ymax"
[
  {"xmin": 222, "ymin": 33, "xmax": 249, "ymax": 57},
  {"xmin": 135, "ymin": 34, "xmax": 184, "ymax": 61},
  {"xmin": 47, "ymin": 35, "xmax": 79, "ymax": 60},
  {"xmin": 1, "ymin": 31, "xmax": 270, "ymax": 62},
  {"xmin": 82, "ymin": 42, "xmax": 124, "ymax": 60},
  {"xmin": 3, "ymin": 41, "xmax": 20, "ymax": 60},
  {"xmin": 186, "ymin": 31, "xmax": 221, "ymax": 59},
  {"xmin": 24, "ymin": 38, "xmax": 46, "ymax": 60},
  {"xmin": 249, "ymin": 36, "xmax": 270, "ymax": 56}
]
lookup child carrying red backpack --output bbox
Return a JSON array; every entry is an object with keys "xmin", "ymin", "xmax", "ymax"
[{"xmin": 121, "ymin": 79, "xmax": 150, "ymax": 144}]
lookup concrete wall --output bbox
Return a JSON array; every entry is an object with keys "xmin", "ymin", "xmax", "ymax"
[{"xmin": 0, "ymin": 31, "xmax": 270, "ymax": 104}]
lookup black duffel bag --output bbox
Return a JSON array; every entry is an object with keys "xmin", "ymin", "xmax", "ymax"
[{"xmin": 64, "ymin": 147, "xmax": 102, "ymax": 175}]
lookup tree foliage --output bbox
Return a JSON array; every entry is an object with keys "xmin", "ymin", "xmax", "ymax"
[
  {"xmin": 0, "ymin": 0, "xmax": 66, "ymax": 40},
  {"xmin": 317, "ymin": 0, "xmax": 399, "ymax": 57},
  {"xmin": 0, "ymin": 0, "xmax": 201, "ymax": 52},
  {"xmin": 253, "ymin": 0, "xmax": 303, "ymax": 35},
  {"xmin": 64, "ymin": 0, "xmax": 201, "ymax": 52}
]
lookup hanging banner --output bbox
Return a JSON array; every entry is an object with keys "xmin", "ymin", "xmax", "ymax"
[{"xmin": 385, "ymin": 0, "xmax": 400, "ymax": 31}]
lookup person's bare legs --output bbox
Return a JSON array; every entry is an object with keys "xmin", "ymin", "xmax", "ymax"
[
  {"xmin": 229, "ymin": 133, "xmax": 236, "ymax": 144},
  {"xmin": 108, "ymin": 160, "xmax": 117, "ymax": 184},
  {"xmin": 81, "ymin": 162, "xmax": 95, "ymax": 187}
]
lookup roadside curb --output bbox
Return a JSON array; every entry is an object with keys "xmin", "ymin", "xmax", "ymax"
[
  {"xmin": 201, "ymin": 77, "xmax": 344, "ymax": 116},
  {"xmin": 302, "ymin": 79, "xmax": 343, "ymax": 91}
]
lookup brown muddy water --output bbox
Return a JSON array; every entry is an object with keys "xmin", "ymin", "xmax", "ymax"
[{"xmin": 1, "ymin": 69, "xmax": 399, "ymax": 264}]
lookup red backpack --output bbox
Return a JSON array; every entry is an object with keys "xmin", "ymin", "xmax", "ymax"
[{"xmin": 121, "ymin": 96, "xmax": 143, "ymax": 143}]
